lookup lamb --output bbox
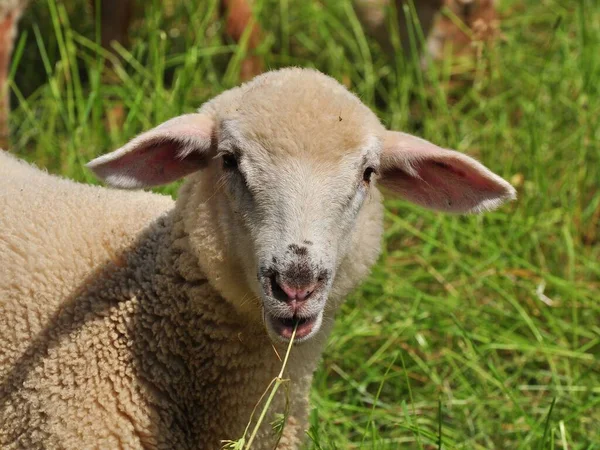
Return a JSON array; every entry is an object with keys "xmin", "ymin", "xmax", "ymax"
[{"xmin": 0, "ymin": 67, "xmax": 516, "ymax": 449}]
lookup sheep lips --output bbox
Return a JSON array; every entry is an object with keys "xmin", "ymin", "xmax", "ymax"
[{"xmin": 267, "ymin": 314, "xmax": 318, "ymax": 340}]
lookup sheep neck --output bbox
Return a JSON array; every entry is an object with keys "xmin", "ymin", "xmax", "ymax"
[{"xmin": 122, "ymin": 210, "xmax": 322, "ymax": 447}]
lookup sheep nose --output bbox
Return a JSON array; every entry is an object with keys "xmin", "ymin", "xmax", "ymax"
[
  {"xmin": 279, "ymin": 282, "xmax": 316, "ymax": 302},
  {"xmin": 271, "ymin": 275, "xmax": 317, "ymax": 303}
]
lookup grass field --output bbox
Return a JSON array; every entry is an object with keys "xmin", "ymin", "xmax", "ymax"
[{"xmin": 9, "ymin": 0, "xmax": 600, "ymax": 448}]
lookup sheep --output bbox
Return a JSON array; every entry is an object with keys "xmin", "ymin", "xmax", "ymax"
[{"xmin": 0, "ymin": 67, "xmax": 516, "ymax": 449}]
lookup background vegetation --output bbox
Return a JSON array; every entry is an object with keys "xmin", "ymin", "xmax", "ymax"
[{"xmin": 10, "ymin": 0, "xmax": 599, "ymax": 448}]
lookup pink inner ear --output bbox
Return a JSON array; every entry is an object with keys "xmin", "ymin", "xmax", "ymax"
[
  {"xmin": 90, "ymin": 137, "xmax": 209, "ymax": 188},
  {"xmin": 429, "ymin": 160, "xmax": 502, "ymax": 192},
  {"xmin": 87, "ymin": 113, "xmax": 214, "ymax": 189},
  {"xmin": 114, "ymin": 139, "xmax": 208, "ymax": 186},
  {"xmin": 379, "ymin": 131, "xmax": 516, "ymax": 213},
  {"xmin": 381, "ymin": 156, "xmax": 515, "ymax": 213}
]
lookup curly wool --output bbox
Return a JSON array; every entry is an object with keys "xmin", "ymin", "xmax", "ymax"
[{"xmin": 0, "ymin": 153, "xmax": 316, "ymax": 449}]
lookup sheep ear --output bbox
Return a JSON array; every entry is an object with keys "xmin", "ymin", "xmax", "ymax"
[
  {"xmin": 379, "ymin": 131, "xmax": 516, "ymax": 213},
  {"xmin": 86, "ymin": 113, "xmax": 214, "ymax": 189}
]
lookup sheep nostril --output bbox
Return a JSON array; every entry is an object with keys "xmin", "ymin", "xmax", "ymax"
[
  {"xmin": 269, "ymin": 273, "xmax": 317, "ymax": 303},
  {"xmin": 278, "ymin": 281, "xmax": 317, "ymax": 302},
  {"xmin": 297, "ymin": 285, "xmax": 316, "ymax": 301},
  {"xmin": 270, "ymin": 273, "xmax": 289, "ymax": 303}
]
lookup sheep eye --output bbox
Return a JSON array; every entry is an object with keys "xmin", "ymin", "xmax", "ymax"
[
  {"xmin": 222, "ymin": 153, "xmax": 238, "ymax": 170},
  {"xmin": 363, "ymin": 167, "xmax": 375, "ymax": 183}
]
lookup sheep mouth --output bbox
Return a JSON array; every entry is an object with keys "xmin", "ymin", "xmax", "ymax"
[{"xmin": 266, "ymin": 313, "xmax": 321, "ymax": 343}]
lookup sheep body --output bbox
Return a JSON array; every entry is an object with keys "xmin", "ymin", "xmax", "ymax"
[
  {"xmin": 1, "ymin": 68, "xmax": 514, "ymax": 449},
  {"xmin": 0, "ymin": 152, "xmax": 327, "ymax": 449}
]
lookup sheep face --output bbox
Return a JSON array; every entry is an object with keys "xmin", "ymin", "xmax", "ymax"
[
  {"xmin": 87, "ymin": 68, "xmax": 516, "ymax": 345},
  {"xmin": 214, "ymin": 120, "xmax": 384, "ymax": 343}
]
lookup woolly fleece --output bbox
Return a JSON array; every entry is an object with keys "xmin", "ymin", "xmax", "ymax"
[
  {"xmin": 0, "ymin": 70, "xmax": 386, "ymax": 450},
  {"xmin": 0, "ymin": 149, "xmax": 334, "ymax": 448}
]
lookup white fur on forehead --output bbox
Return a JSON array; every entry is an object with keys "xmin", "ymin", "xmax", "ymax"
[
  {"xmin": 200, "ymin": 68, "xmax": 384, "ymax": 162},
  {"xmin": 201, "ymin": 68, "xmax": 370, "ymax": 115}
]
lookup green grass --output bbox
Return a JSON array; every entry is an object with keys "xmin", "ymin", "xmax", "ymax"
[{"xmin": 9, "ymin": 0, "xmax": 600, "ymax": 448}]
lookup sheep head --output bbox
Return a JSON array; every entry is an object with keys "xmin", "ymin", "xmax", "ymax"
[{"xmin": 87, "ymin": 68, "xmax": 515, "ymax": 344}]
